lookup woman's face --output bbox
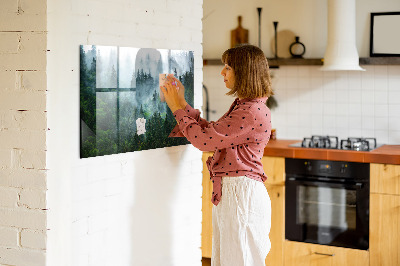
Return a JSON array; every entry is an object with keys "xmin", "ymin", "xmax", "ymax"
[{"xmin": 220, "ymin": 64, "xmax": 235, "ymax": 89}]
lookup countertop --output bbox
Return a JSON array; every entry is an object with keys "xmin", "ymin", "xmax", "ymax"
[{"xmin": 263, "ymin": 139, "xmax": 400, "ymax": 165}]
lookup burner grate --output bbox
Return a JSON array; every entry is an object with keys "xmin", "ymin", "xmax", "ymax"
[
  {"xmin": 301, "ymin": 135, "xmax": 339, "ymax": 149},
  {"xmin": 296, "ymin": 136, "xmax": 378, "ymax": 151},
  {"xmin": 340, "ymin": 137, "xmax": 377, "ymax": 151}
]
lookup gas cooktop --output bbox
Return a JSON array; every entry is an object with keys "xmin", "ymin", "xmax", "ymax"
[{"xmin": 289, "ymin": 135, "xmax": 383, "ymax": 151}]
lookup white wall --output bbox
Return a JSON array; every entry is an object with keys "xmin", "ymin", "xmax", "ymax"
[
  {"xmin": 203, "ymin": 0, "xmax": 400, "ymax": 145},
  {"xmin": 203, "ymin": 0, "xmax": 400, "ymax": 58},
  {"xmin": 0, "ymin": 0, "xmax": 48, "ymax": 265},
  {"xmin": 46, "ymin": 0, "xmax": 203, "ymax": 266}
]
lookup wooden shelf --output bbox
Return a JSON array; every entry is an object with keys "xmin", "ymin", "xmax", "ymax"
[
  {"xmin": 359, "ymin": 57, "xmax": 400, "ymax": 65},
  {"xmin": 203, "ymin": 57, "xmax": 400, "ymax": 67},
  {"xmin": 268, "ymin": 58, "xmax": 322, "ymax": 67},
  {"xmin": 203, "ymin": 58, "xmax": 323, "ymax": 67}
]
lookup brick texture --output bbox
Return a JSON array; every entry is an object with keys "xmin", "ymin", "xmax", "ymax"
[{"xmin": 0, "ymin": 0, "xmax": 47, "ymax": 264}]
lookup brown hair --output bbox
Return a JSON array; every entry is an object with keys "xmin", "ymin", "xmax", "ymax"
[{"xmin": 221, "ymin": 44, "xmax": 273, "ymax": 99}]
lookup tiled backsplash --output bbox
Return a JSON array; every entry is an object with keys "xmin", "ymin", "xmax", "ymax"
[{"xmin": 203, "ymin": 65, "xmax": 400, "ymax": 145}]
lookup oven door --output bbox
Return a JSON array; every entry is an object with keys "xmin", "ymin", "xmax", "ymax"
[{"xmin": 285, "ymin": 177, "xmax": 369, "ymax": 250}]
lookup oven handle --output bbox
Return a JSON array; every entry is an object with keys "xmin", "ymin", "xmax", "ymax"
[
  {"xmin": 286, "ymin": 177, "xmax": 364, "ymax": 189},
  {"xmin": 314, "ymin": 252, "xmax": 335, "ymax": 257}
]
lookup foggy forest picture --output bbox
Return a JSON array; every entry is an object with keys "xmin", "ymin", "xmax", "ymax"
[{"xmin": 80, "ymin": 45, "xmax": 194, "ymax": 158}]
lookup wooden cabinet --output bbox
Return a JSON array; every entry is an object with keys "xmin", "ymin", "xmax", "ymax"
[
  {"xmin": 261, "ymin": 156, "xmax": 285, "ymax": 186},
  {"xmin": 262, "ymin": 156, "xmax": 285, "ymax": 266},
  {"xmin": 201, "ymin": 152, "xmax": 213, "ymax": 258},
  {"xmin": 264, "ymin": 184, "xmax": 285, "ymax": 266},
  {"xmin": 370, "ymin": 163, "xmax": 400, "ymax": 195},
  {"xmin": 370, "ymin": 163, "xmax": 400, "ymax": 266},
  {"xmin": 284, "ymin": 241, "xmax": 369, "ymax": 266},
  {"xmin": 201, "ymin": 154, "xmax": 286, "ymax": 265}
]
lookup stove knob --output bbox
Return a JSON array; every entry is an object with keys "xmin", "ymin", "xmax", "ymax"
[
  {"xmin": 340, "ymin": 164, "xmax": 347, "ymax": 174},
  {"xmin": 305, "ymin": 162, "xmax": 312, "ymax": 171}
]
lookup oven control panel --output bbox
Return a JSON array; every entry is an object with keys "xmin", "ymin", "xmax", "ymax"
[{"xmin": 286, "ymin": 158, "xmax": 369, "ymax": 180}]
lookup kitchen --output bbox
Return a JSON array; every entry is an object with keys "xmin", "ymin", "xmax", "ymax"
[{"xmin": 202, "ymin": 0, "xmax": 400, "ymax": 265}]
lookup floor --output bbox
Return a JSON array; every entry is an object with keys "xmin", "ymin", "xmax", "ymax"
[{"xmin": 202, "ymin": 257, "xmax": 211, "ymax": 266}]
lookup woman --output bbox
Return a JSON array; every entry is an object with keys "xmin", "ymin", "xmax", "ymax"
[{"xmin": 161, "ymin": 44, "xmax": 273, "ymax": 266}]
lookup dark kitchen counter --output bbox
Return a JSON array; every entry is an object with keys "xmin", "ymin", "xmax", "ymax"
[{"xmin": 263, "ymin": 139, "xmax": 400, "ymax": 165}]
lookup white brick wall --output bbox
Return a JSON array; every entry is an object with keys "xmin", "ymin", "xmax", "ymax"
[
  {"xmin": 0, "ymin": 0, "xmax": 48, "ymax": 265},
  {"xmin": 46, "ymin": 1, "xmax": 203, "ymax": 266}
]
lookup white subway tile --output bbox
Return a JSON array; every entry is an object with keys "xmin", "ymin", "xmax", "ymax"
[
  {"xmin": 348, "ymin": 71, "xmax": 362, "ymax": 90},
  {"xmin": 298, "ymin": 77, "xmax": 310, "ymax": 89},
  {"xmin": 361, "ymin": 90, "xmax": 374, "ymax": 104},
  {"xmin": 361, "ymin": 103, "xmax": 374, "ymax": 116},
  {"xmin": 336, "ymin": 90, "xmax": 349, "ymax": 103},
  {"xmin": 362, "ymin": 116, "xmax": 375, "ymax": 130},
  {"xmin": 348, "ymin": 116, "xmax": 362, "ymax": 129},
  {"xmin": 374, "ymin": 130, "xmax": 389, "ymax": 144},
  {"xmin": 374, "ymin": 90, "xmax": 388, "ymax": 104},
  {"xmin": 348, "ymin": 103, "xmax": 362, "ymax": 116},
  {"xmin": 389, "ymin": 104, "xmax": 400, "ymax": 117},
  {"xmin": 348, "ymin": 90, "xmax": 362, "ymax": 104},
  {"xmin": 348, "ymin": 128, "xmax": 362, "ymax": 137},
  {"xmin": 388, "ymin": 117, "xmax": 400, "ymax": 131},
  {"xmin": 388, "ymin": 65, "xmax": 400, "ymax": 76},
  {"xmin": 374, "ymin": 117, "xmax": 389, "ymax": 131},
  {"xmin": 375, "ymin": 104, "xmax": 389, "ymax": 117},
  {"xmin": 336, "ymin": 103, "xmax": 349, "ymax": 116},
  {"xmin": 323, "ymin": 103, "xmax": 336, "ymax": 116},
  {"xmin": 336, "ymin": 115, "xmax": 348, "ymax": 128},
  {"xmin": 388, "ymin": 75, "xmax": 400, "ymax": 91},
  {"xmin": 285, "ymin": 66, "xmax": 298, "ymax": 77},
  {"xmin": 323, "ymin": 86, "xmax": 336, "ymax": 103},
  {"xmin": 388, "ymin": 91, "xmax": 400, "ymax": 104},
  {"xmin": 374, "ymin": 65, "xmax": 388, "ymax": 77},
  {"xmin": 335, "ymin": 72, "xmax": 349, "ymax": 90},
  {"xmin": 286, "ymin": 77, "xmax": 299, "ymax": 89},
  {"xmin": 388, "ymin": 131, "xmax": 400, "ymax": 143},
  {"xmin": 374, "ymin": 77, "xmax": 388, "ymax": 92}
]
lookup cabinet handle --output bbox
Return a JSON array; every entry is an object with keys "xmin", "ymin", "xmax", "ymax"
[{"xmin": 314, "ymin": 252, "xmax": 335, "ymax": 257}]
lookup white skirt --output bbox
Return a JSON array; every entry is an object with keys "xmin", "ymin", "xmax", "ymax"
[{"xmin": 212, "ymin": 176, "xmax": 271, "ymax": 266}]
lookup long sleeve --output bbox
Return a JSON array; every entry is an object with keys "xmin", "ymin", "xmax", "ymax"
[
  {"xmin": 169, "ymin": 104, "xmax": 211, "ymax": 137},
  {"xmin": 172, "ymin": 105, "xmax": 257, "ymax": 152}
]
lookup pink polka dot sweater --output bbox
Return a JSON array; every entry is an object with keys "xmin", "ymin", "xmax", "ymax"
[{"xmin": 169, "ymin": 97, "xmax": 272, "ymax": 206}]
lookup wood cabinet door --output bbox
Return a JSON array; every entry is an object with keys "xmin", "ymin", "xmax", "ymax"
[
  {"xmin": 262, "ymin": 156, "xmax": 285, "ymax": 186},
  {"xmin": 370, "ymin": 193, "xmax": 400, "ymax": 266},
  {"xmin": 264, "ymin": 184, "xmax": 285, "ymax": 266},
  {"xmin": 370, "ymin": 163, "xmax": 400, "ymax": 195},
  {"xmin": 284, "ymin": 241, "xmax": 369, "ymax": 266},
  {"xmin": 201, "ymin": 152, "xmax": 213, "ymax": 258}
]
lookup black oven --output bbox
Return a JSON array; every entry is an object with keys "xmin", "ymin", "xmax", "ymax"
[{"xmin": 285, "ymin": 158, "xmax": 369, "ymax": 250}]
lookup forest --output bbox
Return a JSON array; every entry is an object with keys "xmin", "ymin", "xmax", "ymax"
[{"xmin": 80, "ymin": 45, "xmax": 194, "ymax": 158}]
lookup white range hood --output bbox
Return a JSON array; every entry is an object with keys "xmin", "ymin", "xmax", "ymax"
[{"xmin": 320, "ymin": 0, "xmax": 365, "ymax": 71}]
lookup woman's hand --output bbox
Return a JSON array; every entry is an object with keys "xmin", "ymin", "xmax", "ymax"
[
  {"xmin": 160, "ymin": 78, "xmax": 185, "ymax": 113},
  {"xmin": 167, "ymin": 75, "xmax": 187, "ymax": 108}
]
